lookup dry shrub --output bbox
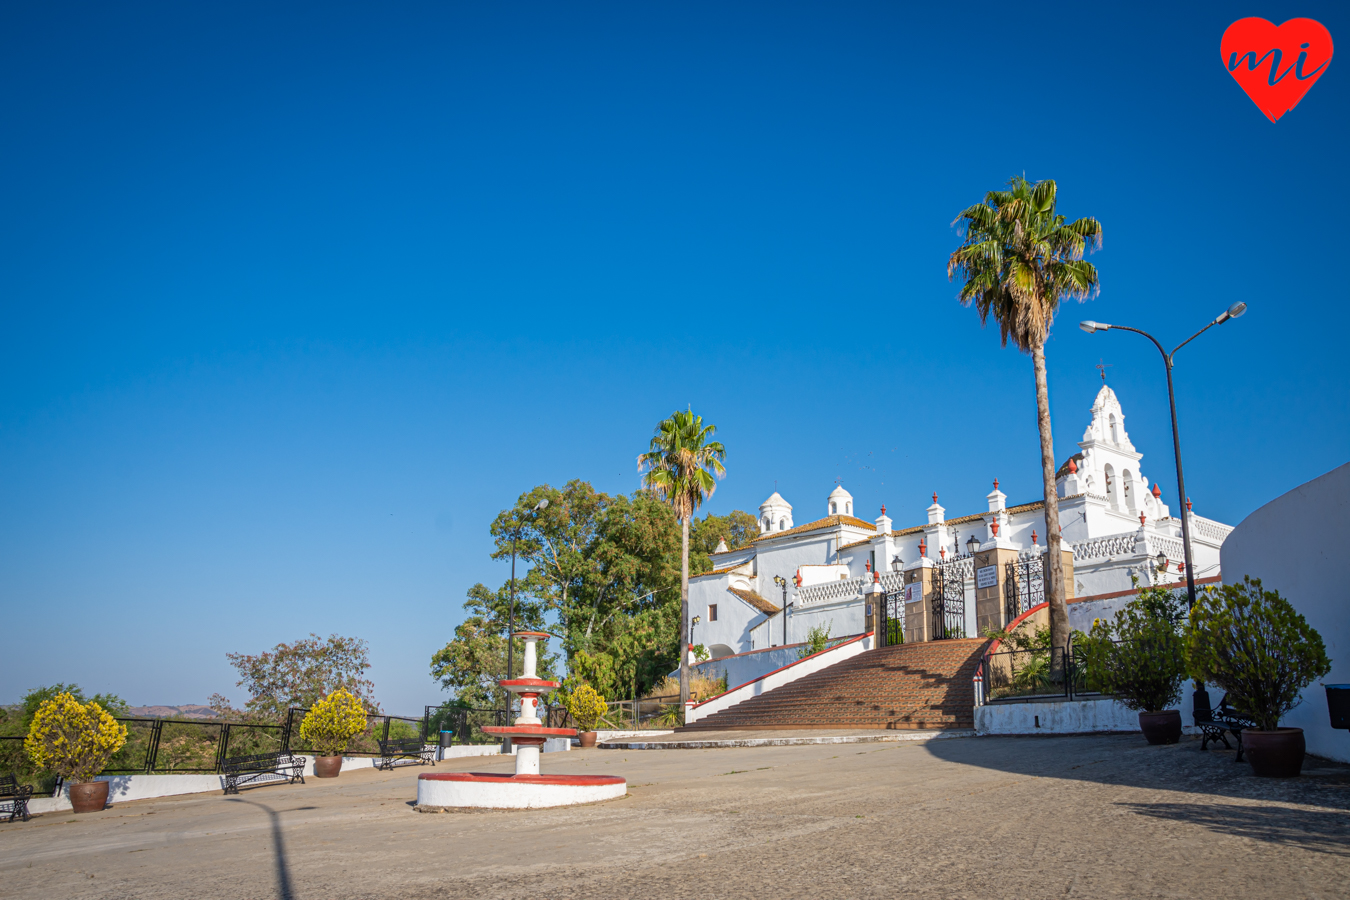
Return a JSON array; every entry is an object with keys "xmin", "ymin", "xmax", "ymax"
[{"xmin": 643, "ymin": 672, "xmax": 727, "ymax": 702}]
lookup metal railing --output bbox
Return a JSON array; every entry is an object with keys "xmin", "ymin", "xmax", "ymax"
[{"xmin": 973, "ymin": 640, "xmax": 1113, "ymax": 706}]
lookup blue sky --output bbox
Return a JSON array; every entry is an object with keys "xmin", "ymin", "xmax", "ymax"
[{"xmin": 2, "ymin": 2, "xmax": 1346, "ymax": 714}]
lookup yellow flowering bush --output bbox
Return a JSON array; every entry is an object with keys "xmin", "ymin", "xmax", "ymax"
[
  {"xmin": 25, "ymin": 692, "xmax": 128, "ymax": 783},
  {"xmin": 299, "ymin": 689, "xmax": 369, "ymax": 756},
  {"xmin": 564, "ymin": 684, "xmax": 607, "ymax": 732}
]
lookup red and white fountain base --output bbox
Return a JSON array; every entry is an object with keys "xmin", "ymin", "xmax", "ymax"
[{"xmin": 416, "ymin": 632, "xmax": 626, "ymax": 810}]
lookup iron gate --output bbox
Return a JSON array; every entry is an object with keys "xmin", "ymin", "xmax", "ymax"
[
  {"xmin": 1003, "ymin": 555, "xmax": 1047, "ymax": 621},
  {"xmin": 930, "ymin": 560, "xmax": 966, "ymax": 640},
  {"xmin": 879, "ymin": 588, "xmax": 906, "ymax": 646}
]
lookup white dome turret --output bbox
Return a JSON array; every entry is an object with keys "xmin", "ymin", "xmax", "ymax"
[
  {"xmin": 827, "ymin": 484, "xmax": 853, "ymax": 518},
  {"xmin": 758, "ymin": 491, "xmax": 794, "ymax": 534}
]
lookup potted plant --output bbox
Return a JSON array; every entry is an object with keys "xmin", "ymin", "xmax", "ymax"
[
  {"xmin": 1078, "ymin": 585, "xmax": 1189, "ymax": 744},
  {"xmin": 565, "ymin": 684, "xmax": 607, "ymax": 747},
  {"xmin": 25, "ymin": 692, "xmax": 128, "ymax": 813},
  {"xmin": 1187, "ymin": 576, "xmax": 1330, "ymax": 777},
  {"xmin": 299, "ymin": 689, "xmax": 369, "ymax": 777}
]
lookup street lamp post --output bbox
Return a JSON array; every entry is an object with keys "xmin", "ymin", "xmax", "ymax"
[
  {"xmin": 1080, "ymin": 302, "xmax": 1247, "ymax": 715},
  {"xmin": 773, "ymin": 575, "xmax": 789, "ymax": 646},
  {"xmin": 506, "ymin": 498, "xmax": 549, "ymax": 683}
]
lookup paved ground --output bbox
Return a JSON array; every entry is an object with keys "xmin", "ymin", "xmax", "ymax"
[
  {"xmin": 2, "ymin": 734, "xmax": 1348, "ymax": 899},
  {"xmin": 602, "ymin": 727, "xmax": 974, "ymax": 749}
]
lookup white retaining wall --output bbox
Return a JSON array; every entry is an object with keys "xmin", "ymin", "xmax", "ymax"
[
  {"xmin": 1220, "ymin": 462, "xmax": 1350, "ymax": 763},
  {"xmin": 975, "ymin": 698, "xmax": 1144, "ymax": 735}
]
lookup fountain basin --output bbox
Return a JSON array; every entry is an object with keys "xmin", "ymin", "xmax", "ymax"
[{"xmin": 416, "ymin": 772, "xmax": 627, "ymax": 810}]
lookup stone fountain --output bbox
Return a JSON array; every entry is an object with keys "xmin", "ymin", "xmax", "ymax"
[{"xmin": 416, "ymin": 631, "xmax": 626, "ymax": 809}]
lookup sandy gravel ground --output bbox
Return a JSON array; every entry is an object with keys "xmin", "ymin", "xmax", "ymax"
[{"xmin": 2, "ymin": 733, "xmax": 1347, "ymax": 900}]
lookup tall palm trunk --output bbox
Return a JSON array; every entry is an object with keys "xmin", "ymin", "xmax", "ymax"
[
  {"xmin": 1032, "ymin": 343, "xmax": 1069, "ymax": 654},
  {"xmin": 678, "ymin": 515, "xmax": 691, "ymax": 712}
]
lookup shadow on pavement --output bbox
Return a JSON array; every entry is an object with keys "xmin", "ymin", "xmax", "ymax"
[
  {"xmin": 226, "ymin": 799, "xmax": 295, "ymax": 900},
  {"xmin": 921, "ymin": 732, "xmax": 1350, "ymax": 808},
  {"xmin": 1119, "ymin": 801, "xmax": 1350, "ymax": 856}
]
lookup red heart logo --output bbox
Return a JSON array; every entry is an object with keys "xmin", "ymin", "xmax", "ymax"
[{"xmin": 1221, "ymin": 18, "xmax": 1333, "ymax": 122}]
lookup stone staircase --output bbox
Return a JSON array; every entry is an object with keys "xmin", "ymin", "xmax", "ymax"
[{"xmin": 682, "ymin": 638, "xmax": 988, "ymax": 731}]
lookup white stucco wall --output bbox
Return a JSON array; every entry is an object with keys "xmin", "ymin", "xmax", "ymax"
[
  {"xmin": 975, "ymin": 698, "xmax": 1145, "ymax": 735},
  {"xmin": 1219, "ymin": 462, "xmax": 1350, "ymax": 763}
]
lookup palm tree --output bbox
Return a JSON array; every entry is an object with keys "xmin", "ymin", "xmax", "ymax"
[
  {"xmin": 637, "ymin": 407, "xmax": 726, "ymax": 711},
  {"xmin": 948, "ymin": 177, "xmax": 1102, "ymax": 653}
]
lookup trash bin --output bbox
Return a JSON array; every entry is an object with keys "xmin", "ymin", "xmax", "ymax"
[
  {"xmin": 1326, "ymin": 685, "xmax": 1350, "ymax": 730},
  {"xmin": 438, "ymin": 730, "xmax": 453, "ymax": 761}
]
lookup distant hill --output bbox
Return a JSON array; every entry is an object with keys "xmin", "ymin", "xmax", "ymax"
[{"xmin": 128, "ymin": 704, "xmax": 220, "ymax": 720}]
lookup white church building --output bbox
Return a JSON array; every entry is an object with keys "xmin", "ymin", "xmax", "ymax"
[{"xmin": 688, "ymin": 384, "xmax": 1233, "ymax": 660}]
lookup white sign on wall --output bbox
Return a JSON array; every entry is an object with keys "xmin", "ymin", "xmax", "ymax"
[
  {"xmin": 904, "ymin": 582, "xmax": 923, "ymax": 604},
  {"xmin": 976, "ymin": 565, "xmax": 998, "ymax": 589}
]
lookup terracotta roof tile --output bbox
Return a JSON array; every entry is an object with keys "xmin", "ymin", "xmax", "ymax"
[
  {"xmin": 727, "ymin": 587, "xmax": 779, "ymax": 615},
  {"xmin": 752, "ymin": 515, "xmax": 875, "ymax": 543}
]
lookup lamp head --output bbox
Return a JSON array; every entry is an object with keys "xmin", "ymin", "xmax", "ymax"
[
  {"xmin": 1217, "ymin": 301, "xmax": 1247, "ymax": 324},
  {"xmin": 691, "ymin": 615, "xmax": 700, "ymax": 626},
  {"xmin": 1079, "ymin": 320, "xmax": 1110, "ymax": 334},
  {"xmin": 966, "ymin": 534, "xmax": 981, "ymax": 555},
  {"xmin": 533, "ymin": 499, "xmax": 549, "ymax": 511}
]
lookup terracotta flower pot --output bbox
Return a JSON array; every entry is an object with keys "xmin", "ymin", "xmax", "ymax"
[
  {"xmin": 313, "ymin": 756, "xmax": 343, "ymax": 778},
  {"xmin": 578, "ymin": 731, "xmax": 598, "ymax": 748},
  {"xmin": 1138, "ymin": 710, "xmax": 1183, "ymax": 745},
  {"xmin": 70, "ymin": 781, "xmax": 110, "ymax": 813},
  {"xmin": 1243, "ymin": 728, "xmax": 1306, "ymax": 778}
]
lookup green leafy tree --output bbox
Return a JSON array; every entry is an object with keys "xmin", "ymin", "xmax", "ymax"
[
  {"xmin": 638, "ymin": 408, "xmax": 727, "ymax": 710},
  {"xmin": 224, "ymin": 634, "xmax": 378, "ymax": 722},
  {"xmin": 949, "ymin": 177, "xmax": 1102, "ymax": 654},
  {"xmin": 1186, "ymin": 577, "xmax": 1330, "ymax": 731},
  {"xmin": 430, "ymin": 582, "xmax": 555, "ymax": 708},
  {"xmin": 689, "ymin": 510, "xmax": 759, "ymax": 575}
]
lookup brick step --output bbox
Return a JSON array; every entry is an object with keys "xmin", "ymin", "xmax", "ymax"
[{"xmin": 691, "ymin": 639, "xmax": 987, "ymax": 731}]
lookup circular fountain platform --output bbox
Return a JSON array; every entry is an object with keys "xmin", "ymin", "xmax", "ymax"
[{"xmin": 416, "ymin": 772, "xmax": 627, "ymax": 810}]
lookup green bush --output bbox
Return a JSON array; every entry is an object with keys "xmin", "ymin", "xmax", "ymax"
[
  {"xmin": 1186, "ymin": 577, "xmax": 1330, "ymax": 731},
  {"xmin": 798, "ymin": 621, "xmax": 833, "ymax": 659},
  {"xmin": 1077, "ymin": 585, "xmax": 1188, "ymax": 713}
]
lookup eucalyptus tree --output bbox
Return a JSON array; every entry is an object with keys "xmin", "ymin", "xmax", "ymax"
[
  {"xmin": 948, "ymin": 177, "xmax": 1102, "ymax": 653},
  {"xmin": 637, "ymin": 408, "xmax": 727, "ymax": 709}
]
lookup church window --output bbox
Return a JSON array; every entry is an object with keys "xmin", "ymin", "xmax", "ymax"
[
  {"xmin": 846, "ymin": 501, "xmax": 852, "ymax": 515},
  {"xmin": 1109, "ymin": 414, "xmax": 1119, "ymax": 444},
  {"xmin": 1123, "ymin": 470, "xmax": 1136, "ymax": 512},
  {"xmin": 1104, "ymin": 464, "xmax": 1118, "ymax": 509},
  {"xmin": 778, "ymin": 518, "xmax": 787, "ymax": 531},
  {"xmin": 763, "ymin": 516, "xmax": 771, "ymax": 531},
  {"xmin": 708, "ymin": 604, "xmax": 718, "ymax": 622},
  {"xmin": 831, "ymin": 502, "xmax": 837, "ymax": 514}
]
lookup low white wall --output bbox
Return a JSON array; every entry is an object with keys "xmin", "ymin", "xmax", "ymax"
[
  {"xmin": 975, "ymin": 698, "xmax": 1143, "ymax": 735},
  {"xmin": 28, "ymin": 742, "xmax": 557, "ymax": 813},
  {"xmin": 686, "ymin": 633, "xmax": 873, "ymax": 724},
  {"xmin": 1219, "ymin": 462, "xmax": 1350, "ymax": 763}
]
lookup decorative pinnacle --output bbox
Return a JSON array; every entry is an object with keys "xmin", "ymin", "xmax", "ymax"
[
  {"xmin": 1152, "ymin": 483, "xmax": 1161, "ymax": 499},
  {"xmin": 880, "ymin": 503, "xmax": 886, "ymax": 516},
  {"xmin": 919, "ymin": 538, "xmax": 927, "ymax": 557},
  {"xmin": 1031, "ymin": 529, "xmax": 1038, "ymax": 545},
  {"xmin": 993, "ymin": 478, "xmax": 999, "ymax": 491},
  {"xmin": 932, "ymin": 492, "xmax": 938, "ymax": 504},
  {"xmin": 1067, "ymin": 457, "xmax": 1078, "ymax": 474},
  {"xmin": 1186, "ymin": 497, "xmax": 1193, "ymax": 512},
  {"xmin": 1139, "ymin": 513, "xmax": 1147, "ymax": 525},
  {"xmin": 990, "ymin": 521, "xmax": 1000, "ymax": 536}
]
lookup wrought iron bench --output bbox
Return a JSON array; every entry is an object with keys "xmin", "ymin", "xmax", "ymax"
[
  {"xmin": 1, "ymin": 775, "xmax": 33, "ymax": 822},
  {"xmin": 221, "ymin": 752, "xmax": 306, "ymax": 794},
  {"xmin": 375, "ymin": 738, "xmax": 434, "ymax": 771},
  {"xmin": 1195, "ymin": 692, "xmax": 1257, "ymax": 762}
]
